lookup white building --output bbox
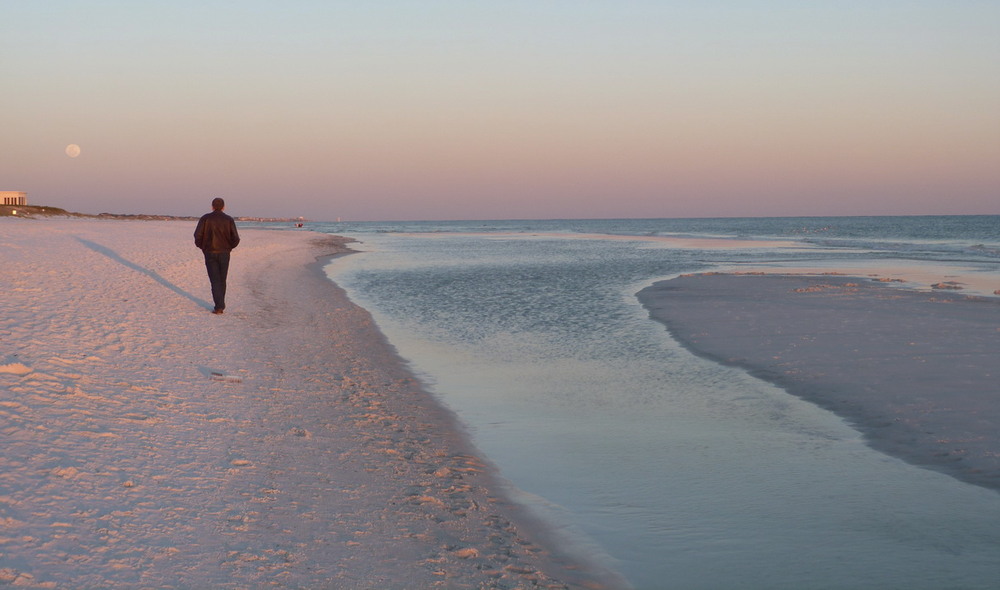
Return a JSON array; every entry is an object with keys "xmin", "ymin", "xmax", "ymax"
[{"xmin": 1, "ymin": 191, "xmax": 27, "ymax": 206}]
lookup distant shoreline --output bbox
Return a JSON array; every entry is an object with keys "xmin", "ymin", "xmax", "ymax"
[{"xmin": 0, "ymin": 204, "xmax": 305, "ymax": 223}]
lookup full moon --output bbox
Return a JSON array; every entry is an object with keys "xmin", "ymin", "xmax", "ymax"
[{"xmin": 65, "ymin": 144, "xmax": 81, "ymax": 158}]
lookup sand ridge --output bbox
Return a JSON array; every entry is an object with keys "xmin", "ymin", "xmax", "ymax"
[
  {"xmin": 0, "ymin": 219, "xmax": 605, "ymax": 589},
  {"xmin": 639, "ymin": 272, "xmax": 1000, "ymax": 493}
]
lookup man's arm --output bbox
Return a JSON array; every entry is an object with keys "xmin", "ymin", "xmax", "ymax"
[
  {"xmin": 229, "ymin": 218, "xmax": 240, "ymax": 249},
  {"xmin": 194, "ymin": 217, "xmax": 205, "ymax": 249}
]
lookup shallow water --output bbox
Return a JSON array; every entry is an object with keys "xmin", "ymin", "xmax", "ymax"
[{"xmin": 307, "ymin": 217, "xmax": 1000, "ymax": 589}]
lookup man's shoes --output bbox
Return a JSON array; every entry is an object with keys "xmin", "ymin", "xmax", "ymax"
[{"xmin": 212, "ymin": 308, "xmax": 224, "ymax": 314}]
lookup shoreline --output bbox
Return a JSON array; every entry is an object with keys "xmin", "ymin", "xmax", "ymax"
[
  {"xmin": 0, "ymin": 218, "xmax": 613, "ymax": 589},
  {"xmin": 638, "ymin": 272, "xmax": 1000, "ymax": 493},
  {"xmin": 299, "ymin": 237, "xmax": 623, "ymax": 589},
  {"xmin": 0, "ymin": 204, "xmax": 303, "ymax": 223}
]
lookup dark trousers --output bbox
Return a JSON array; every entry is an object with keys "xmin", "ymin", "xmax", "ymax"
[{"xmin": 203, "ymin": 251, "xmax": 231, "ymax": 311}]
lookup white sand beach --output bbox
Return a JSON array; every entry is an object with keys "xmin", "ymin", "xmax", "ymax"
[
  {"xmin": 639, "ymin": 273, "xmax": 1000, "ymax": 493},
  {"xmin": 0, "ymin": 219, "xmax": 605, "ymax": 589}
]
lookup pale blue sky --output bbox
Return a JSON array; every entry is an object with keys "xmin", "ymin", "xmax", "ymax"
[{"xmin": 2, "ymin": 1, "xmax": 998, "ymax": 220}]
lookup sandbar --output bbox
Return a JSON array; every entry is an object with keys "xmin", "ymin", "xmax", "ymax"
[{"xmin": 638, "ymin": 273, "xmax": 1000, "ymax": 492}]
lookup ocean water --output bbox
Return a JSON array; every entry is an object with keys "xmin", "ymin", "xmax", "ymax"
[{"xmin": 264, "ymin": 216, "xmax": 1000, "ymax": 589}]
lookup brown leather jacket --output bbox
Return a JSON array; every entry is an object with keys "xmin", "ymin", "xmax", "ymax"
[{"xmin": 194, "ymin": 210, "xmax": 240, "ymax": 253}]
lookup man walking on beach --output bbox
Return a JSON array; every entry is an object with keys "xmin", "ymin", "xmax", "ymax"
[{"xmin": 194, "ymin": 197, "xmax": 240, "ymax": 314}]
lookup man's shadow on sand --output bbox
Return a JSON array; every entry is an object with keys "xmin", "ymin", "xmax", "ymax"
[{"xmin": 75, "ymin": 237, "xmax": 213, "ymax": 311}]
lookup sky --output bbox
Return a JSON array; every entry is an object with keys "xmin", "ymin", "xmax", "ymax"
[{"xmin": 2, "ymin": 1, "xmax": 998, "ymax": 221}]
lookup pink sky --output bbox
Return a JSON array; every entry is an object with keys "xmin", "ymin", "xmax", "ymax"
[{"xmin": 3, "ymin": 2, "xmax": 998, "ymax": 221}]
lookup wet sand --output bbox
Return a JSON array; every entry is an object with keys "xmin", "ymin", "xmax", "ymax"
[{"xmin": 638, "ymin": 273, "xmax": 1000, "ymax": 493}]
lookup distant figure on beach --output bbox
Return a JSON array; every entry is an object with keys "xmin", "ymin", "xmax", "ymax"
[{"xmin": 194, "ymin": 197, "xmax": 240, "ymax": 314}]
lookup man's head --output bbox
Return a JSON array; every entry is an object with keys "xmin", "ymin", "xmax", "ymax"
[{"xmin": 211, "ymin": 197, "xmax": 225, "ymax": 211}]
